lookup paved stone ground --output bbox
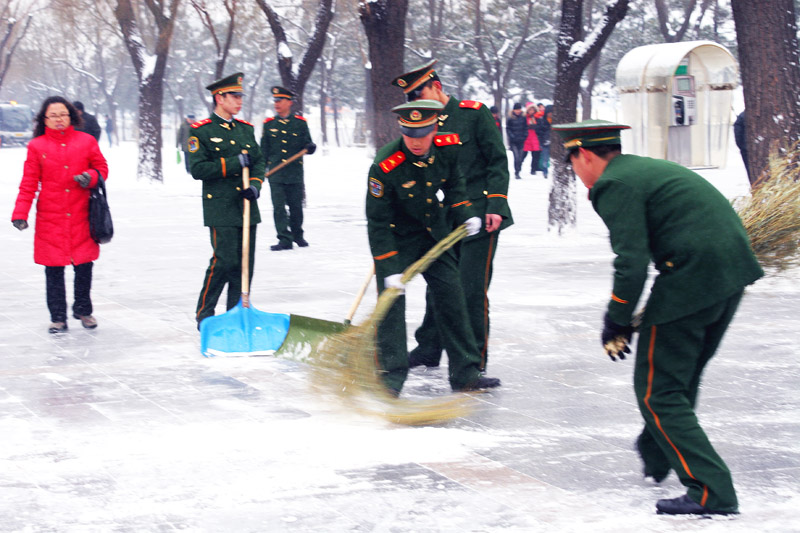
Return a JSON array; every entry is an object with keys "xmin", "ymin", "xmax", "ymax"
[{"xmin": 1, "ymin": 145, "xmax": 798, "ymax": 532}]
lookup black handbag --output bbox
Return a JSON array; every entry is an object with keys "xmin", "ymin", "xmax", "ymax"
[{"xmin": 89, "ymin": 175, "xmax": 113, "ymax": 244}]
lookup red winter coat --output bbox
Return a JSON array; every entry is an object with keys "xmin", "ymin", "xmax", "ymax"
[
  {"xmin": 12, "ymin": 126, "xmax": 109, "ymax": 266},
  {"xmin": 523, "ymin": 115, "xmax": 540, "ymax": 152}
]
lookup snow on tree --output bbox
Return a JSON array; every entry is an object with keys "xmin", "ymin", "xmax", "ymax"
[
  {"xmin": 114, "ymin": 0, "xmax": 182, "ymax": 182},
  {"xmin": 548, "ymin": 0, "xmax": 628, "ymax": 233}
]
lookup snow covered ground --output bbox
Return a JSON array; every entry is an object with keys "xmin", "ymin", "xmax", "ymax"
[{"xmin": 1, "ymin": 135, "xmax": 798, "ymax": 532}]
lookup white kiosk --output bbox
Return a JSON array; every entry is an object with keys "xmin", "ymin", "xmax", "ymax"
[{"xmin": 615, "ymin": 40, "xmax": 738, "ymax": 168}]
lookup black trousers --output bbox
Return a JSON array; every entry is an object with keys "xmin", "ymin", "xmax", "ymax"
[{"xmin": 45, "ymin": 262, "xmax": 93, "ymax": 322}]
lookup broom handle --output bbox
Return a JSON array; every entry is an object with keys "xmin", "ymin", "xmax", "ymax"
[
  {"xmin": 264, "ymin": 148, "xmax": 308, "ymax": 179},
  {"xmin": 345, "ymin": 264, "xmax": 375, "ymax": 324},
  {"xmin": 241, "ymin": 151, "xmax": 251, "ymax": 308}
]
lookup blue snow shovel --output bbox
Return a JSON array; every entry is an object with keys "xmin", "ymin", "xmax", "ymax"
[{"xmin": 200, "ymin": 147, "xmax": 341, "ymax": 357}]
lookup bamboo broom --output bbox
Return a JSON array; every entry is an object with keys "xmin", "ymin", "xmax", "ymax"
[{"xmin": 310, "ymin": 225, "xmax": 479, "ymax": 425}]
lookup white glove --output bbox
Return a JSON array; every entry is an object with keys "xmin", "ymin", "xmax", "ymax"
[
  {"xmin": 384, "ymin": 274, "xmax": 405, "ymax": 293},
  {"xmin": 464, "ymin": 216, "xmax": 482, "ymax": 236}
]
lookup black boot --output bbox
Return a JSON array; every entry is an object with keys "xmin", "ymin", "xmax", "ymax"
[
  {"xmin": 408, "ymin": 346, "xmax": 441, "ymax": 368},
  {"xmin": 453, "ymin": 376, "xmax": 501, "ymax": 392},
  {"xmin": 656, "ymin": 494, "xmax": 738, "ymax": 516},
  {"xmin": 270, "ymin": 241, "xmax": 293, "ymax": 251}
]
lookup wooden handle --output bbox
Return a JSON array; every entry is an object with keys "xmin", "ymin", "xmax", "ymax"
[
  {"xmin": 241, "ymin": 150, "xmax": 251, "ymax": 307},
  {"xmin": 264, "ymin": 148, "xmax": 308, "ymax": 179},
  {"xmin": 345, "ymin": 264, "xmax": 375, "ymax": 324}
]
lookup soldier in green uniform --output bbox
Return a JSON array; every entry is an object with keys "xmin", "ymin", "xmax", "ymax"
[
  {"xmin": 188, "ymin": 72, "xmax": 266, "ymax": 327},
  {"xmin": 261, "ymin": 86, "xmax": 316, "ymax": 251},
  {"xmin": 390, "ymin": 59, "xmax": 513, "ymax": 372},
  {"xmin": 554, "ymin": 119, "xmax": 764, "ymax": 516},
  {"xmin": 367, "ymin": 100, "xmax": 502, "ymax": 395}
]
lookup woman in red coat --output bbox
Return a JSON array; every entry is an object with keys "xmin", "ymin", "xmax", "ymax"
[
  {"xmin": 11, "ymin": 96, "xmax": 109, "ymax": 334},
  {"xmin": 522, "ymin": 103, "xmax": 541, "ymax": 176}
]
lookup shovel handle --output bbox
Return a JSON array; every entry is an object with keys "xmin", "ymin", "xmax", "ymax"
[{"xmin": 241, "ymin": 151, "xmax": 251, "ymax": 307}]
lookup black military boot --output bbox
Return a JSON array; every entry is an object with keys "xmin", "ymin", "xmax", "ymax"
[{"xmin": 656, "ymin": 494, "xmax": 738, "ymax": 516}]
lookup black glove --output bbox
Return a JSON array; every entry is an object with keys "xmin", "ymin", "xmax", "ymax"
[
  {"xmin": 305, "ymin": 142, "xmax": 317, "ymax": 155},
  {"xmin": 601, "ymin": 312, "xmax": 633, "ymax": 362},
  {"xmin": 240, "ymin": 186, "xmax": 259, "ymax": 201},
  {"xmin": 237, "ymin": 153, "xmax": 251, "ymax": 169},
  {"xmin": 12, "ymin": 219, "xmax": 28, "ymax": 231}
]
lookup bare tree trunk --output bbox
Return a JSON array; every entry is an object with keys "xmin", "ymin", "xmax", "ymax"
[
  {"xmin": 190, "ymin": 0, "xmax": 237, "ymax": 79},
  {"xmin": 254, "ymin": 0, "xmax": 334, "ymax": 113},
  {"xmin": 0, "ymin": 14, "xmax": 32, "ymax": 91},
  {"xmin": 655, "ymin": 0, "xmax": 697, "ymax": 42},
  {"xmin": 731, "ymin": 0, "xmax": 800, "ymax": 185},
  {"xmin": 359, "ymin": 0, "xmax": 408, "ymax": 149},
  {"xmin": 319, "ymin": 62, "xmax": 328, "ymax": 145},
  {"xmin": 549, "ymin": 0, "xmax": 628, "ymax": 232},
  {"xmin": 115, "ymin": 0, "xmax": 181, "ymax": 182}
]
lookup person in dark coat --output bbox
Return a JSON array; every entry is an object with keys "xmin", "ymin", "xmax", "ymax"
[
  {"xmin": 188, "ymin": 73, "xmax": 266, "ymax": 328},
  {"xmin": 505, "ymin": 102, "xmax": 527, "ymax": 179},
  {"xmin": 390, "ymin": 59, "xmax": 513, "ymax": 374},
  {"xmin": 72, "ymin": 101, "xmax": 102, "ymax": 141},
  {"xmin": 11, "ymin": 96, "xmax": 109, "ymax": 333},
  {"xmin": 366, "ymin": 99, "xmax": 501, "ymax": 395},
  {"xmin": 261, "ymin": 86, "xmax": 316, "ymax": 251},
  {"xmin": 733, "ymin": 111, "xmax": 750, "ymax": 181},
  {"xmin": 554, "ymin": 119, "xmax": 763, "ymax": 517},
  {"xmin": 534, "ymin": 103, "xmax": 552, "ymax": 178}
]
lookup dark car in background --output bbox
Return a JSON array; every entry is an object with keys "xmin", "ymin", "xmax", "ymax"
[{"xmin": 0, "ymin": 102, "xmax": 33, "ymax": 146}]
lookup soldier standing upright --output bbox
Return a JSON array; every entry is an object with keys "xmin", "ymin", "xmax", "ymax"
[
  {"xmin": 366, "ymin": 100, "xmax": 501, "ymax": 395},
  {"xmin": 261, "ymin": 86, "xmax": 316, "ymax": 251},
  {"xmin": 391, "ymin": 59, "xmax": 513, "ymax": 372},
  {"xmin": 189, "ymin": 72, "xmax": 266, "ymax": 328},
  {"xmin": 553, "ymin": 119, "xmax": 763, "ymax": 516}
]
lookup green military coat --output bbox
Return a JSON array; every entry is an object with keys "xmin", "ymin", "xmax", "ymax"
[
  {"xmin": 437, "ymin": 96, "xmax": 513, "ymax": 238},
  {"xmin": 590, "ymin": 154, "xmax": 763, "ymax": 327},
  {"xmin": 260, "ymin": 114, "xmax": 312, "ymax": 184},
  {"xmin": 366, "ymin": 134, "xmax": 475, "ymax": 279},
  {"xmin": 187, "ymin": 114, "xmax": 266, "ymax": 227}
]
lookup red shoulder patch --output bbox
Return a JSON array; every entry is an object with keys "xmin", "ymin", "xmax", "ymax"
[
  {"xmin": 235, "ymin": 118, "xmax": 253, "ymax": 126},
  {"xmin": 379, "ymin": 151, "xmax": 406, "ymax": 173},
  {"xmin": 263, "ymin": 117, "xmax": 275, "ymax": 123},
  {"xmin": 191, "ymin": 118, "xmax": 212, "ymax": 129},
  {"xmin": 434, "ymin": 133, "xmax": 461, "ymax": 147},
  {"xmin": 295, "ymin": 115, "xmax": 307, "ymax": 122},
  {"xmin": 459, "ymin": 100, "xmax": 483, "ymax": 110}
]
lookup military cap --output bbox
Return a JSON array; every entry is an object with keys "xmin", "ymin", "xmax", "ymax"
[
  {"xmin": 206, "ymin": 72, "xmax": 244, "ymax": 96},
  {"xmin": 271, "ymin": 86, "xmax": 294, "ymax": 100},
  {"xmin": 391, "ymin": 59, "xmax": 439, "ymax": 100},
  {"xmin": 391, "ymin": 99, "xmax": 443, "ymax": 138},
  {"xmin": 552, "ymin": 119, "xmax": 630, "ymax": 161}
]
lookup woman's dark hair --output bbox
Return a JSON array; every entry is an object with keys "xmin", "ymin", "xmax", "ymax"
[{"xmin": 33, "ymin": 96, "xmax": 82, "ymax": 137}]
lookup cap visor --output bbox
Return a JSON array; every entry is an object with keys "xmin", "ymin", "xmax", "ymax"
[{"xmin": 400, "ymin": 124, "xmax": 435, "ymax": 138}]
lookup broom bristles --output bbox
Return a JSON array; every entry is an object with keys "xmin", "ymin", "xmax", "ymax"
[
  {"xmin": 735, "ymin": 142, "xmax": 800, "ymax": 272},
  {"xmin": 311, "ymin": 225, "xmax": 479, "ymax": 425}
]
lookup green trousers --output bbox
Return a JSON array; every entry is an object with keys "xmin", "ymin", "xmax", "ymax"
[
  {"xmin": 269, "ymin": 181, "xmax": 304, "ymax": 246},
  {"xmin": 376, "ymin": 232, "xmax": 483, "ymax": 392},
  {"xmin": 411, "ymin": 231, "xmax": 499, "ymax": 370},
  {"xmin": 634, "ymin": 290, "xmax": 743, "ymax": 512},
  {"xmin": 196, "ymin": 225, "xmax": 256, "ymax": 323}
]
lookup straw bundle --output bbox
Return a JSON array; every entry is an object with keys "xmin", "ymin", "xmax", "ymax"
[
  {"xmin": 311, "ymin": 225, "xmax": 479, "ymax": 425},
  {"xmin": 735, "ymin": 144, "xmax": 800, "ymax": 272}
]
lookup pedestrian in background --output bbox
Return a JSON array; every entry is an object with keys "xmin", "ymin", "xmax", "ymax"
[
  {"xmin": 535, "ymin": 104, "xmax": 552, "ymax": 179},
  {"xmin": 261, "ymin": 86, "xmax": 316, "ymax": 251},
  {"xmin": 522, "ymin": 103, "xmax": 541, "ymax": 176},
  {"xmin": 104, "ymin": 114, "xmax": 115, "ymax": 147},
  {"xmin": 555, "ymin": 119, "xmax": 763, "ymax": 517},
  {"xmin": 11, "ymin": 96, "xmax": 109, "ymax": 334},
  {"xmin": 176, "ymin": 113, "xmax": 195, "ymax": 173},
  {"xmin": 72, "ymin": 101, "xmax": 102, "ymax": 141},
  {"xmin": 505, "ymin": 102, "xmax": 527, "ymax": 179},
  {"xmin": 490, "ymin": 105, "xmax": 501, "ymax": 131}
]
